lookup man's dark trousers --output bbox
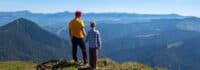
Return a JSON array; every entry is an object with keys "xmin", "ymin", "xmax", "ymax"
[{"xmin": 71, "ymin": 37, "xmax": 87, "ymax": 64}]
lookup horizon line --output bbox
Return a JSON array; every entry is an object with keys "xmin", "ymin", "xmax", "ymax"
[{"xmin": 0, "ymin": 10, "xmax": 199, "ymax": 18}]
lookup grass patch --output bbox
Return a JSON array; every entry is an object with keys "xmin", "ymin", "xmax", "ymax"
[{"xmin": 0, "ymin": 61, "xmax": 36, "ymax": 70}]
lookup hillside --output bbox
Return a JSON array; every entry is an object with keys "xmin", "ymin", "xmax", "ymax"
[
  {"xmin": 0, "ymin": 59, "xmax": 167, "ymax": 70},
  {"xmin": 102, "ymin": 29, "xmax": 200, "ymax": 70},
  {"xmin": 0, "ymin": 18, "xmax": 70, "ymax": 61}
]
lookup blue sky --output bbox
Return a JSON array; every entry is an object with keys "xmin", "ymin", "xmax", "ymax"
[{"xmin": 0, "ymin": 0, "xmax": 200, "ymax": 17}]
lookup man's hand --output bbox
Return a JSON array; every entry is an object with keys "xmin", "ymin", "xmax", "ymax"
[{"xmin": 69, "ymin": 29, "xmax": 72, "ymax": 40}]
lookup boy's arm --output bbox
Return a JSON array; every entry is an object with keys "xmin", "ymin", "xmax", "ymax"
[{"xmin": 97, "ymin": 32, "xmax": 102, "ymax": 49}]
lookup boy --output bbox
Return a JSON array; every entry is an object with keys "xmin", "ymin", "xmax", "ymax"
[{"xmin": 86, "ymin": 21, "xmax": 101, "ymax": 70}]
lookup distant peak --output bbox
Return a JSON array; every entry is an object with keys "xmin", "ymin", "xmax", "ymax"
[
  {"xmin": 17, "ymin": 18, "xmax": 28, "ymax": 21},
  {"xmin": 4, "ymin": 18, "xmax": 39, "ymax": 28},
  {"xmin": 168, "ymin": 13, "xmax": 180, "ymax": 16},
  {"xmin": 0, "ymin": 17, "xmax": 43, "ymax": 32},
  {"xmin": 15, "ymin": 10, "xmax": 31, "ymax": 13},
  {"xmin": 13, "ymin": 18, "xmax": 34, "ymax": 24}
]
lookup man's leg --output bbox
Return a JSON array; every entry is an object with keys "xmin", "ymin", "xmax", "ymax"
[
  {"xmin": 79, "ymin": 38, "xmax": 88, "ymax": 64},
  {"xmin": 72, "ymin": 37, "xmax": 78, "ymax": 62}
]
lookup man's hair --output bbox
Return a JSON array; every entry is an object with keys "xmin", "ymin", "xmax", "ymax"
[
  {"xmin": 75, "ymin": 11, "xmax": 82, "ymax": 18},
  {"xmin": 90, "ymin": 21, "xmax": 96, "ymax": 28}
]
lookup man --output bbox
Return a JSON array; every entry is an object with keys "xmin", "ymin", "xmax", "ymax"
[
  {"xmin": 86, "ymin": 21, "xmax": 101, "ymax": 70},
  {"xmin": 68, "ymin": 11, "xmax": 87, "ymax": 65}
]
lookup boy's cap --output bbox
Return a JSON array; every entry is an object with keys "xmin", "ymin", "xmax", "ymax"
[
  {"xmin": 90, "ymin": 21, "xmax": 96, "ymax": 27},
  {"xmin": 90, "ymin": 21, "xmax": 96, "ymax": 24}
]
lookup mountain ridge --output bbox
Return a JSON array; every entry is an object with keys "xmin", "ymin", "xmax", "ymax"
[{"xmin": 0, "ymin": 18, "xmax": 70, "ymax": 61}]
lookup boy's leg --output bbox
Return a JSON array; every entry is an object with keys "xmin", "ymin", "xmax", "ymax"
[
  {"xmin": 94, "ymin": 48, "xmax": 98, "ymax": 68},
  {"xmin": 89, "ymin": 48, "xmax": 93, "ymax": 68},
  {"xmin": 89, "ymin": 48, "xmax": 95, "ymax": 68},
  {"xmin": 72, "ymin": 37, "xmax": 78, "ymax": 62},
  {"xmin": 79, "ymin": 38, "xmax": 88, "ymax": 64}
]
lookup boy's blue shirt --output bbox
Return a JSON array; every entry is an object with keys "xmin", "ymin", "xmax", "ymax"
[{"xmin": 86, "ymin": 29, "xmax": 101, "ymax": 49}]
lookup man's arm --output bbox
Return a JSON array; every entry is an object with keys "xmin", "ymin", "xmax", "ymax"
[
  {"xmin": 81, "ymin": 28, "xmax": 87, "ymax": 37},
  {"xmin": 80, "ymin": 20, "xmax": 86, "ymax": 37},
  {"xmin": 68, "ymin": 21, "xmax": 72, "ymax": 39}
]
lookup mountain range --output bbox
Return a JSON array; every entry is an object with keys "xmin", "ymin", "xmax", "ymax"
[{"xmin": 0, "ymin": 10, "xmax": 189, "ymax": 25}]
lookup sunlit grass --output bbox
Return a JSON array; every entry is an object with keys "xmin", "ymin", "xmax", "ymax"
[
  {"xmin": 0, "ymin": 59, "xmax": 167, "ymax": 70},
  {"xmin": 0, "ymin": 61, "xmax": 36, "ymax": 70}
]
